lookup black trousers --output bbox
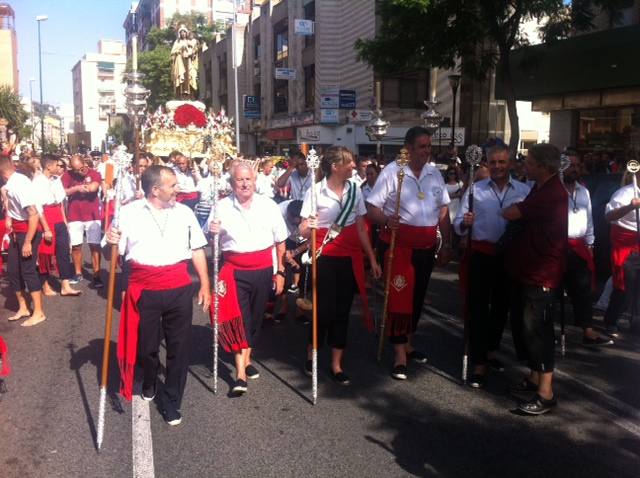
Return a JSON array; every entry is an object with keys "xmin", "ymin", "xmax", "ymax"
[
  {"xmin": 235, "ymin": 267, "xmax": 273, "ymax": 348},
  {"xmin": 310, "ymin": 255, "xmax": 356, "ymax": 350},
  {"xmin": 53, "ymin": 222, "xmax": 74, "ymax": 281},
  {"xmin": 8, "ymin": 232, "xmax": 42, "ymax": 293},
  {"xmin": 378, "ymin": 242, "xmax": 436, "ymax": 345},
  {"xmin": 468, "ymin": 251, "xmax": 510, "ymax": 365},
  {"xmin": 137, "ymin": 284, "xmax": 193, "ymax": 409},
  {"xmin": 563, "ymin": 249, "xmax": 593, "ymax": 329},
  {"xmin": 510, "ymin": 284, "xmax": 556, "ymax": 373}
]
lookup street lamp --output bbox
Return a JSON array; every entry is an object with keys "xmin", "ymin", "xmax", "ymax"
[
  {"xmin": 29, "ymin": 78, "xmax": 35, "ymax": 144},
  {"xmin": 365, "ymin": 81, "xmax": 389, "ymax": 161},
  {"xmin": 36, "ymin": 15, "xmax": 48, "ymax": 153},
  {"xmin": 448, "ymin": 73, "xmax": 462, "ymax": 148}
]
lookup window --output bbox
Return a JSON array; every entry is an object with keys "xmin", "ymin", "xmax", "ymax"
[
  {"xmin": 253, "ymin": 35, "xmax": 261, "ymax": 78},
  {"xmin": 304, "ymin": 64, "xmax": 315, "ymax": 110},
  {"xmin": 274, "ymin": 20, "xmax": 288, "ymax": 67},
  {"xmin": 382, "ymin": 77, "xmax": 427, "ymax": 109},
  {"xmin": 274, "ymin": 79, "xmax": 288, "ymax": 114},
  {"xmin": 304, "ymin": 1, "xmax": 315, "ymax": 49},
  {"xmin": 97, "ymin": 61, "xmax": 115, "ymax": 80},
  {"xmin": 218, "ymin": 53, "xmax": 227, "ymax": 94}
]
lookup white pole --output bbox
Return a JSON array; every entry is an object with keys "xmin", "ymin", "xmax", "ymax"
[{"xmin": 232, "ymin": 14, "xmax": 241, "ymax": 153}]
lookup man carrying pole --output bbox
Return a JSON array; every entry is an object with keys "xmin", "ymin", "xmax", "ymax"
[
  {"xmin": 366, "ymin": 126, "xmax": 452, "ymax": 380},
  {"xmin": 105, "ymin": 165, "xmax": 211, "ymax": 428}
]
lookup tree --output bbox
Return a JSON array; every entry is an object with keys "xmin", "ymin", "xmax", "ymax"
[
  {"xmin": 355, "ymin": 0, "xmax": 626, "ymax": 155},
  {"xmin": 136, "ymin": 11, "xmax": 218, "ymax": 109},
  {"xmin": 0, "ymin": 85, "xmax": 28, "ymax": 136}
]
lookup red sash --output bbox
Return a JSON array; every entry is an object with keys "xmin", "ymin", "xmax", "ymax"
[
  {"xmin": 380, "ymin": 224, "xmax": 437, "ymax": 336},
  {"xmin": 214, "ymin": 248, "xmax": 273, "ymax": 353},
  {"xmin": 316, "ymin": 223, "xmax": 373, "ymax": 332},
  {"xmin": 39, "ymin": 204, "xmax": 64, "ymax": 257},
  {"xmin": 568, "ymin": 238, "xmax": 596, "ymax": 290},
  {"xmin": 12, "ymin": 219, "xmax": 43, "ymax": 234},
  {"xmin": 176, "ymin": 192, "xmax": 199, "ymax": 203},
  {"xmin": 117, "ymin": 261, "xmax": 192, "ymax": 400},
  {"xmin": 0, "ymin": 336, "xmax": 10, "ymax": 377},
  {"xmin": 610, "ymin": 224, "xmax": 640, "ymax": 291}
]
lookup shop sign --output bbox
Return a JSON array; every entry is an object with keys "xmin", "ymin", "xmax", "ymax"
[
  {"xmin": 339, "ymin": 90, "xmax": 356, "ymax": 109},
  {"xmin": 320, "ymin": 109, "xmax": 339, "ymax": 124},
  {"xmin": 294, "ymin": 19, "xmax": 314, "ymax": 36},
  {"xmin": 275, "ymin": 68, "xmax": 296, "ymax": 80}
]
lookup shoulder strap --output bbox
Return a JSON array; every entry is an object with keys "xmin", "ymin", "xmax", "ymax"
[{"xmin": 335, "ymin": 181, "xmax": 356, "ymax": 228}]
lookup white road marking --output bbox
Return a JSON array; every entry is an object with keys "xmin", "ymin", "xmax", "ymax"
[{"xmin": 132, "ymin": 395, "xmax": 155, "ymax": 478}]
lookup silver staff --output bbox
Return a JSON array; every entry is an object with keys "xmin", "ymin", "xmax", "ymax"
[
  {"xmin": 210, "ymin": 156, "xmax": 223, "ymax": 394},
  {"xmin": 306, "ymin": 147, "xmax": 320, "ymax": 405},
  {"xmin": 558, "ymin": 154, "xmax": 572, "ymax": 358}
]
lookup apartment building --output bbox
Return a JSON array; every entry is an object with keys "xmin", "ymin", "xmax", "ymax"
[
  {"xmin": 0, "ymin": 3, "xmax": 18, "ymax": 93},
  {"xmin": 71, "ymin": 40, "xmax": 127, "ymax": 151}
]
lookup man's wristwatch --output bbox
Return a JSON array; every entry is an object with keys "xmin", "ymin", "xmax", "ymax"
[{"xmin": 276, "ymin": 270, "xmax": 286, "ymax": 278}]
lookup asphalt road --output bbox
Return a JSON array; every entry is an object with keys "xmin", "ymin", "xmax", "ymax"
[{"xmin": 1, "ymin": 255, "xmax": 639, "ymax": 478}]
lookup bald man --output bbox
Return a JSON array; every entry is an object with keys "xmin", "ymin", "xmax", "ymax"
[{"xmin": 61, "ymin": 155, "xmax": 103, "ymax": 288}]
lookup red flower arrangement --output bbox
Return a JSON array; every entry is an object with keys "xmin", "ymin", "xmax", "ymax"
[{"xmin": 173, "ymin": 104, "xmax": 207, "ymax": 128}]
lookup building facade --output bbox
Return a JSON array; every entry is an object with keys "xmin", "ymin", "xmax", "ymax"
[
  {"xmin": 0, "ymin": 3, "xmax": 18, "ymax": 93},
  {"xmin": 71, "ymin": 40, "xmax": 127, "ymax": 151}
]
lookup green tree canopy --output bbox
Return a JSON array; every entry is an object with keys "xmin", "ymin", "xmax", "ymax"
[
  {"xmin": 0, "ymin": 85, "xmax": 28, "ymax": 136},
  {"xmin": 355, "ymin": 0, "xmax": 627, "ymax": 154}
]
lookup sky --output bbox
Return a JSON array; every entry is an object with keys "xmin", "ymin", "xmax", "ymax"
[{"xmin": 14, "ymin": 0, "xmax": 133, "ymax": 106}]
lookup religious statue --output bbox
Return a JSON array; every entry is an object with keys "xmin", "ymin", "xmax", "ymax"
[{"xmin": 171, "ymin": 25, "xmax": 203, "ymax": 100}]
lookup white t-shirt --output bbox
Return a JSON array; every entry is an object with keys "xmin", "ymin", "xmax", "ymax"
[
  {"xmin": 256, "ymin": 171, "xmax": 276, "ymax": 198},
  {"xmin": 174, "ymin": 168, "xmax": 198, "ymax": 194},
  {"xmin": 567, "ymin": 182, "xmax": 595, "ymax": 244},
  {"xmin": 367, "ymin": 160, "xmax": 450, "ymax": 227},
  {"xmin": 606, "ymin": 183, "xmax": 640, "ymax": 231},
  {"xmin": 32, "ymin": 174, "xmax": 66, "ymax": 207},
  {"xmin": 301, "ymin": 178, "xmax": 367, "ymax": 228},
  {"xmin": 6, "ymin": 172, "xmax": 37, "ymax": 221}
]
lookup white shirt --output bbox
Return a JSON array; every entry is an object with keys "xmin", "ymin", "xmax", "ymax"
[
  {"xmin": 606, "ymin": 183, "xmax": 640, "ymax": 232},
  {"xmin": 350, "ymin": 170, "xmax": 365, "ymax": 187},
  {"xmin": 567, "ymin": 182, "xmax": 595, "ymax": 244},
  {"xmin": 6, "ymin": 172, "xmax": 38, "ymax": 221},
  {"xmin": 287, "ymin": 170, "xmax": 313, "ymax": 201},
  {"xmin": 301, "ymin": 178, "xmax": 367, "ymax": 228},
  {"xmin": 32, "ymin": 174, "xmax": 66, "ymax": 207},
  {"xmin": 361, "ymin": 183, "xmax": 373, "ymax": 203},
  {"xmin": 255, "ymin": 171, "xmax": 276, "ymax": 198},
  {"xmin": 114, "ymin": 199, "xmax": 207, "ymax": 266},
  {"xmin": 174, "ymin": 168, "xmax": 198, "ymax": 194},
  {"xmin": 453, "ymin": 178, "xmax": 531, "ymax": 242},
  {"xmin": 367, "ymin": 161, "xmax": 450, "ymax": 227},
  {"xmin": 210, "ymin": 193, "xmax": 288, "ymax": 252},
  {"xmin": 278, "ymin": 199, "xmax": 300, "ymax": 240}
]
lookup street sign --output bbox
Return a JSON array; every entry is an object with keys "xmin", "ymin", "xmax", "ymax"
[
  {"xmin": 320, "ymin": 85, "xmax": 339, "ymax": 108},
  {"xmin": 243, "ymin": 95, "xmax": 261, "ymax": 119},
  {"xmin": 339, "ymin": 90, "xmax": 356, "ymax": 109},
  {"xmin": 349, "ymin": 110, "xmax": 374, "ymax": 123},
  {"xmin": 320, "ymin": 109, "xmax": 339, "ymax": 124},
  {"xmin": 294, "ymin": 19, "xmax": 314, "ymax": 35},
  {"xmin": 275, "ymin": 68, "xmax": 296, "ymax": 80}
]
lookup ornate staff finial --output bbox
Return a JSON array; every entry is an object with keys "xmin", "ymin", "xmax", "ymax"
[
  {"xmin": 465, "ymin": 145, "xmax": 483, "ymax": 167},
  {"xmin": 306, "ymin": 147, "xmax": 320, "ymax": 170},
  {"xmin": 397, "ymin": 148, "xmax": 409, "ymax": 167},
  {"xmin": 627, "ymin": 159, "xmax": 640, "ymax": 174}
]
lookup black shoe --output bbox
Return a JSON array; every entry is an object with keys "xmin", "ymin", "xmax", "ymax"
[
  {"xmin": 407, "ymin": 350, "xmax": 428, "ymax": 364},
  {"xmin": 90, "ymin": 275, "xmax": 104, "ymax": 289},
  {"xmin": 583, "ymin": 336, "xmax": 614, "ymax": 347},
  {"xmin": 274, "ymin": 313, "xmax": 286, "ymax": 324},
  {"xmin": 605, "ymin": 327, "xmax": 620, "ymax": 339},
  {"xmin": 304, "ymin": 360, "xmax": 312, "ymax": 377},
  {"xmin": 468, "ymin": 373, "xmax": 485, "ymax": 389},
  {"xmin": 391, "ymin": 364, "xmax": 408, "ymax": 380},
  {"xmin": 518, "ymin": 393, "xmax": 557, "ymax": 415},
  {"xmin": 487, "ymin": 358, "xmax": 506, "ymax": 372},
  {"xmin": 330, "ymin": 370, "xmax": 350, "ymax": 386},
  {"xmin": 296, "ymin": 314, "xmax": 310, "ymax": 325},
  {"xmin": 245, "ymin": 364, "xmax": 260, "ymax": 380},
  {"xmin": 141, "ymin": 384, "xmax": 156, "ymax": 401},
  {"xmin": 161, "ymin": 404, "xmax": 182, "ymax": 426},
  {"xmin": 232, "ymin": 379, "xmax": 248, "ymax": 395},
  {"xmin": 287, "ymin": 284, "xmax": 299, "ymax": 295},
  {"xmin": 509, "ymin": 378, "xmax": 538, "ymax": 394}
]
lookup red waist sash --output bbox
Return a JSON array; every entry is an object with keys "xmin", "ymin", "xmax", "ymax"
[
  {"xmin": 176, "ymin": 192, "xmax": 199, "ymax": 202},
  {"xmin": 317, "ymin": 223, "xmax": 373, "ymax": 332},
  {"xmin": 610, "ymin": 224, "xmax": 640, "ymax": 291},
  {"xmin": 117, "ymin": 261, "xmax": 192, "ymax": 400},
  {"xmin": 0, "ymin": 335, "xmax": 10, "ymax": 377},
  {"xmin": 39, "ymin": 204, "xmax": 64, "ymax": 257},
  {"xmin": 380, "ymin": 225, "xmax": 437, "ymax": 336},
  {"xmin": 214, "ymin": 247, "xmax": 273, "ymax": 353},
  {"xmin": 471, "ymin": 240, "xmax": 497, "ymax": 256},
  {"xmin": 568, "ymin": 238, "xmax": 596, "ymax": 290},
  {"xmin": 12, "ymin": 219, "xmax": 43, "ymax": 234}
]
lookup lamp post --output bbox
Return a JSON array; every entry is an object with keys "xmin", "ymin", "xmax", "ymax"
[
  {"xmin": 366, "ymin": 81, "xmax": 389, "ymax": 162},
  {"xmin": 29, "ymin": 78, "xmax": 35, "ymax": 144},
  {"xmin": 36, "ymin": 15, "xmax": 48, "ymax": 153},
  {"xmin": 448, "ymin": 74, "xmax": 461, "ymax": 148}
]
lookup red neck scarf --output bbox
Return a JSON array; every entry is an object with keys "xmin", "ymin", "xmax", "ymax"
[
  {"xmin": 380, "ymin": 224, "xmax": 437, "ymax": 336},
  {"xmin": 117, "ymin": 261, "xmax": 192, "ymax": 400},
  {"xmin": 610, "ymin": 225, "xmax": 640, "ymax": 291},
  {"xmin": 316, "ymin": 223, "xmax": 373, "ymax": 332},
  {"xmin": 0, "ymin": 336, "xmax": 10, "ymax": 376},
  {"xmin": 213, "ymin": 247, "xmax": 273, "ymax": 353}
]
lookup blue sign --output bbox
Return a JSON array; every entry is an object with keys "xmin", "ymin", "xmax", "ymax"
[
  {"xmin": 339, "ymin": 90, "xmax": 356, "ymax": 109},
  {"xmin": 243, "ymin": 95, "xmax": 261, "ymax": 119}
]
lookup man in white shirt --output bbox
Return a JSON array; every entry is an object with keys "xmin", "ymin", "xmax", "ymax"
[
  {"xmin": 562, "ymin": 152, "xmax": 613, "ymax": 346},
  {"xmin": 255, "ymin": 158, "xmax": 276, "ymax": 198},
  {"xmin": 208, "ymin": 161, "xmax": 288, "ymax": 395},
  {"xmin": 276, "ymin": 151, "xmax": 312, "ymax": 200},
  {"xmin": 0, "ymin": 157, "xmax": 46, "ymax": 326},
  {"xmin": 172, "ymin": 152, "xmax": 201, "ymax": 210},
  {"xmin": 350, "ymin": 156, "xmax": 371, "ymax": 187},
  {"xmin": 454, "ymin": 144, "xmax": 531, "ymax": 387},
  {"xmin": 603, "ymin": 168, "xmax": 640, "ymax": 337},
  {"xmin": 367, "ymin": 126, "xmax": 452, "ymax": 380},
  {"xmin": 33, "ymin": 155, "xmax": 80, "ymax": 297},
  {"xmin": 106, "ymin": 165, "xmax": 211, "ymax": 426}
]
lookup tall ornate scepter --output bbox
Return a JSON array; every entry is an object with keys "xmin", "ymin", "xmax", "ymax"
[
  {"xmin": 306, "ymin": 147, "xmax": 320, "ymax": 405},
  {"xmin": 461, "ymin": 145, "xmax": 482, "ymax": 383},
  {"xmin": 377, "ymin": 148, "xmax": 410, "ymax": 363},
  {"xmin": 209, "ymin": 153, "xmax": 223, "ymax": 395},
  {"xmin": 97, "ymin": 146, "xmax": 133, "ymax": 451},
  {"xmin": 558, "ymin": 154, "xmax": 572, "ymax": 358}
]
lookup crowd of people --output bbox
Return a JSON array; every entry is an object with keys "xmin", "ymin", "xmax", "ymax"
[{"xmin": 0, "ymin": 126, "xmax": 638, "ymax": 424}]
